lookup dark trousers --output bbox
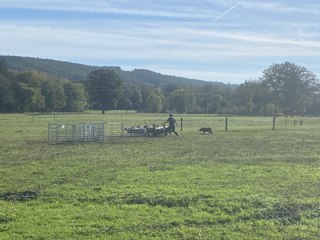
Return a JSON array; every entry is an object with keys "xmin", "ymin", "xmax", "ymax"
[{"xmin": 166, "ymin": 125, "xmax": 179, "ymax": 136}]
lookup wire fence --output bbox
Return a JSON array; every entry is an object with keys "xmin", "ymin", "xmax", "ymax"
[{"xmin": 22, "ymin": 112, "xmax": 320, "ymax": 127}]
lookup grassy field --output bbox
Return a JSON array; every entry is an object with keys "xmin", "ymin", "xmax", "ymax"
[{"xmin": 0, "ymin": 112, "xmax": 319, "ymax": 239}]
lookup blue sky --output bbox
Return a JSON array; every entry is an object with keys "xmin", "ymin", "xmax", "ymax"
[{"xmin": 0, "ymin": 0, "xmax": 319, "ymax": 84}]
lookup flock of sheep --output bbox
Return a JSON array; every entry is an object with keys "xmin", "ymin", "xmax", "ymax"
[
  {"xmin": 125, "ymin": 125, "xmax": 213, "ymax": 137},
  {"xmin": 124, "ymin": 125, "xmax": 168, "ymax": 137}
]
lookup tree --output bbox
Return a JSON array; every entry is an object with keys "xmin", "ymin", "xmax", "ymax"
[
  {"xmin": 41, "ymin": 79, "xmax": 66, "ymax": 112},
  {"xmin": 307, "ymin": 93, "xmax": 320, "ymax": 115},
  {"xmin": 0, "ymin": 58, "xmax": 14, "ymax": 112},
  {"xmin": 117, "ymin": 86, "xmax": 144, "ymax": 112},
  {"xmin": 163, "ymin": 83, "xmax": 181, "ymax": 96},
  {"xmin": 261, "ymin": 62, "xmax": 319, "ymax": 116},
  {"xmin": 13, "ymin": 71, "xmax": 45, "ymax": 112},
  {"xmin": 87, "ymin": 69, "xmax": 123, "ymax": 114},
  {"xmin": 167, "ymin": 88, "xmax": 195, "ymax": 113},
  {"xmin": 117, "ymin": 87, "xmax": 133, "ymax": 112},
  {"xmin": 140, "ymin": 87, "xmax": 163, "ymax": 113},
  {"xmin": 63, "ymin": 82, "xmax": 88, "ymax": 112},
  {"xmin": 130, "ymin": 87, "xmax": 143, "ymax": 111},
  {"xmin": 234, "ymin": 80, "xmax": 270, "ymax": 115},
  {"xmin": 144, "ymin": 94, "xmax": 163, "ymax": 113},
  {"xmin": 0, "ymin": 73, "xmax": 16, "ymax": 112},
  {"xmin": 0, "ymin": 57, "xmax": 8, "ymax": 75}
]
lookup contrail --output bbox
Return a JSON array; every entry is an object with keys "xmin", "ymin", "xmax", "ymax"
[{"xmin": 213, "ymin": 0, "xmax": 244, "ymax": 23}]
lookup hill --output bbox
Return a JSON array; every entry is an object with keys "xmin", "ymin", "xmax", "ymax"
[{"xmin": 2, "ymin": 55, "xmax": 232, "ymax": 88}]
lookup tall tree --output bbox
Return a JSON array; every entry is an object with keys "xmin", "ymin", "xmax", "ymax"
[
  {"xmin": 63, "ymin": 82, "xmax": 88, "ymax": 112},
  {"xmin": 0, "ymin": 73, "xmax": 16, "ymax": 112},
  {"xmin": 167, "ymin": 88, "xmax": 196, "ymax": 113},
  {"xmin": 13, "ymin": 71, "xmax": 45, "ymax": 112},
  {"xmin": 0, "ymin": 57, "xmax": 14, "ymax": 112},
  {"xmin": 144, "ymin": 94, "xmax": 163, "ymax": 113},
  {"xmin": 41, "ymin": 79, "xmax": 66, "ymax": 111},
  {"xmin": 140, "ymin": 87, "xmax": 163, "ymax": 113},
  {"xmin": 234, "ymin": 80, "xmax": 270, "ymax": 115},
  {"xmin": 261, "ymin": 62, "xmax": 319, "ymax": 116},
  {"xmin": 307, "ymin": 93, "xmax": 320, "ymax": 115},
  {"xmin": 117, "ymin": 86, "xmax": 144, "ymax": 112},
  {"xmin": 130, "ymin": 87, "xmax": 143, "ymax": 111},
  {"xmin": 0, "ymin": 57, "xmax": 8, "ymax": 75},
  {"xmin": 117, "ymin": 87, "xmax": 133, "ymax": 112},
  {"xmin": 87, "ymin": 69, "xmax": 123, "ymax": 114}
]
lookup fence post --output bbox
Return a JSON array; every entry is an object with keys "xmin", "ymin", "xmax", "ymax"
[
  {"xmin": 225, "ymin": 117, "xmax": 228, "ymax": 131},
  {"xmin": 72, "ymin": 125, "xmax": 77, "ymax": 144},
  {"xmin": 180, "ymin": 118, "xmax": 183, "ymax": 131},
  {"xmin": 121, "ymin": 123, "xmax": 124, "ymax": 137},
  {"xmin": 300, "ymin": 120, "xmax": 303, "ymax": 126},
  {"xmin": 272, "ymin": 116, "xmax": 276, "ymax": 131}
]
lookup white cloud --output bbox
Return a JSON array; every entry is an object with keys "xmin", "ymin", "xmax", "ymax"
[
  {"xmin": 1, "ymin": 0, "xmax": 319, "ymax": 84},
  {"xmin": 0, "ymin": 0, "xmax": 220, "ymax": 19},
  {"xmin": 243, "ymin": 1, "xmax": 320, "ymax": 14},
  {"xmin": 1, "ymin": 19, "xmax": 320, "ymax": 63}
]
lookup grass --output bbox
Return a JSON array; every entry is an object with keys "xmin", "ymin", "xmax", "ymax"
[{"xmin": 0, "ymin": 112, "xmax": 319, "ymax": 239}]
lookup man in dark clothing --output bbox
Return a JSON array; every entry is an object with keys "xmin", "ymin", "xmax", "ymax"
[{"xmin": 163, "ymin": 113, "xmax": 179, "ymax": 136}]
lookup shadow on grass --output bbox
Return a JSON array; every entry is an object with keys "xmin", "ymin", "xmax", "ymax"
[{"xmin": 0, "ymin": 190, "xmax": 38, "ymax": 202}]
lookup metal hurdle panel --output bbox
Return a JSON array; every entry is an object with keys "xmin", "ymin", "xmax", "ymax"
[
  {"xmin": 105, "ymin": 122, "xmax": 124, "ymax": 137},
  {"xmin": 48, "ymin": 123, "xmax": 77, "ymax": 144},
  {"xmin": 78, "ymin": 122, "xmax": 105, "ymax": 143},
  {"xmin": 48, "ymin": 122, "xmax": 105, "ymax": 144}
]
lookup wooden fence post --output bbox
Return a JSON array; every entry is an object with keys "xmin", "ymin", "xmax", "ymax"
[
  {"xmin": 180, "ymin": 118, "xmax": 183, "ymax": 131},
  {"xmin": 300, "ymin": 120, "xmax": 303, "ymax": 126},
  {"xmin": 121, "ymin": 123, "xmax": 124, "ymax": 137},
  {"xmin": 225, "ymin": 117, "xmax": 228, "ymax": 131},
  {"xmin": 272, "ymin": 116, "xmax": 276, "ymax": 131}
]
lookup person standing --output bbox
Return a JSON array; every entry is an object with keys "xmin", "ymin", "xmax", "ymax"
[{"xmin": 163, "ymin": 113, "xmax": 179, "ymax": 136}]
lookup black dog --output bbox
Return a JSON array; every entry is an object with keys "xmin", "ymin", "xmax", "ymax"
[{"xmin": 199, "ymin": 127, "xmax": 213, "ymax": 134}]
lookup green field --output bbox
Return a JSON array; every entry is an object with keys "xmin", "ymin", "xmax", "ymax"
[{"xmin": 0, "ymin": 113, "xmax": 319, "ymax": 239}]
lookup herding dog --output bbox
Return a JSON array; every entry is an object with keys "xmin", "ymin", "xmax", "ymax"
[{"xmin": 199, "ymin": 127, "xmax": 213, "ymax": 134}]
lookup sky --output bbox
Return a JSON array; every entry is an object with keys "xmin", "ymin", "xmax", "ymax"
[{"xmin": 0, "ymin": 0, "xmax": 319, "ymax": 84}]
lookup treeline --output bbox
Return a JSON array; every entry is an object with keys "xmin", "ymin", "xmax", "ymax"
[
  {"xmin": 1, "ymin": 58, "xmax": 320, "ymax": 115},
  {"xmin": 0, "ymin": 58, "xmax": 88, "ymax": 112}
]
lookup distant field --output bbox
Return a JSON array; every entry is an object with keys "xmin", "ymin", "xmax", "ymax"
[{"xmin": 0, "ymin": 112, "xmax": 319, "ymax": 239}]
